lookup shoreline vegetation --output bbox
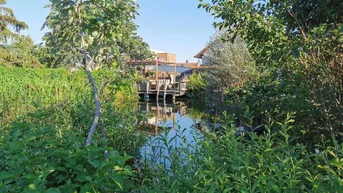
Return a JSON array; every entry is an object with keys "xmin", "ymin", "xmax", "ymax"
[
  {"xmin": 1, "ymin": 0, "xmax": 343, "ymax": 192},
  {"xmin": 1, "ymin": 67, "xmax": 343, "ymax": 192}
]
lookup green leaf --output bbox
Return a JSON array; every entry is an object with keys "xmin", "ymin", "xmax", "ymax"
[
  {"xmin": 85, "ymin": 176, "xmax": 92, "ymax": 182},
  {"xmin": 45, "ymin": 188, "xmax": 62, "ymax": 193},
  {"xmin": 271, "ymin": 184, "xmax": 281, "ymax": 193},
  {"xmin": 80, "ymin": 184, "xmax": 91, "ymax": 193},
  {"xmin": 339, "ymin": 24, "xmax": 343, "ymax": 32},
  {"xmin": 24, "ymin": 133, "xmax": 38, "ymax": 144},
  {"xmin": 0, "ymin": 172, "xmax": 14, "ymax": 180},
  {"xmin": 207, "ymin": 184, "xmax": 217, "ymax": 193}
]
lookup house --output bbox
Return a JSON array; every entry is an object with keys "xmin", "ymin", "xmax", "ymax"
[
  {"xmin": 150, "ymin": 49, "xmax": 177, "ymax": 63},
  {"xmin": 127, "ymin": 48, "xmax": 214, "ymax": 100},
  {"xmin": 177, "ymin": 60, "xmax": 199, "ymax": 68},
  {"xmin": 193, "ymin": 46, "xmax": 209, "ymax": 65}
]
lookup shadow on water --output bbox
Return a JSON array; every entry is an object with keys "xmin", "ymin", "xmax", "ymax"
[
  {"xmin": 136, "ymin": 99, "xmax": 209, "ymax": 169},
  {"xmin": 135, "ymin": 97, "xmax": 243, "ymax": 170}
]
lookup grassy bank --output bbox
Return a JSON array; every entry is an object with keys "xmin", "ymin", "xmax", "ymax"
[{"xmin": 0, "ymin": 67, "xmax": 146, "ymax": 192}]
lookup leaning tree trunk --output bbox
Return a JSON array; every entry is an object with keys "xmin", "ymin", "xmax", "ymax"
[
  {"xmin": 78, "ymin": 2, "xmax": 101, "ymax": 146},
  {"xmin": 82, "ymin": 53, "xmax": 101, "ymax": 146}
]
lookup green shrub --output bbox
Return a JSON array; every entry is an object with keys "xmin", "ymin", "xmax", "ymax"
[
  {"xmin": 188, "ymin": 72, "xmax": 206, "ymax": 98},
  {"xmin": 137, "ymin": 112, "xmax": 343, "ymax": 192},
  {"xmin": 0, "ymin": 122, "xmax": 134, "ymax": 192},
  {"xmin": 0, "ymin": 67, "xmax": 146, "ymax": 192}
]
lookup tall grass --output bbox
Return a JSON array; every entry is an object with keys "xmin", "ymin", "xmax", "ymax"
[{"xmin": 0, "ymin": 67, "xmax": 147, "ymax": 192}]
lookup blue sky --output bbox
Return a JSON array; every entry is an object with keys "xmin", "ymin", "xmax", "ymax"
[{"xmin": 7, "ymin": 0, "xmax": 215, "ymax": 62}]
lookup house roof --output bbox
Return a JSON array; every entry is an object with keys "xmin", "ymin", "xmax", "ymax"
[
  {"xmin": 126, "ymin": 60, "xmax": 214, "ymax": 69},
  {"xmin": 127, "ymin": 60, "xmax": 176, "ymax": 66},
  {"xmin": 151, "ymin": 66, "xmax": 192, "ymax": 74},
  {"xmin": 176, "ymin": 62, "xmax": 199, "ymax": 68},
  {"xmin": 176, "ymin": 62, "xmax": 215, "ymax": 69},
  {"xmin": 194, "ymin": 45, "xmax": 209, "ymax": 59},
  {"xmin": 150, "ymin": 49, "xmax": 167, "ymax": 54}
]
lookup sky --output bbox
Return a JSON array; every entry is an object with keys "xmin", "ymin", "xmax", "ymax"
[{"xmin": 7, "ymin": 0, "xmax": 216, "ymax": 62}]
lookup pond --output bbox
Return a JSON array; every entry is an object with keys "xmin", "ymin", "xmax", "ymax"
[{"xmin": 136, "ymin": 100, "xmax": 210, "ymax": 169}]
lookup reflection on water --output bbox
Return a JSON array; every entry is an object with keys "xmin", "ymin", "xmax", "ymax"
[{"xmin": 137, "ymin": 100, "xmax": 205, "ymax": 169}]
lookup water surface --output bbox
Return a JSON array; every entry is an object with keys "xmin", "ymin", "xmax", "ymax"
[{"xmin": 137, "ymin": 100, "xmax": 206, "ymax": 168}]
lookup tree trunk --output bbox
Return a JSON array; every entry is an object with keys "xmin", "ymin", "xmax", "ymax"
[{"xmin": 81, "ymin": 50, "xmax": 101, "ymax": 146}]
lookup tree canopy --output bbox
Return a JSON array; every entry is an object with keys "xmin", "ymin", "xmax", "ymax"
[
  {"xmin": 199, "ymin": 0, "xmax": 343, "ymax": 138},
  {"xmin": 0, "ymin": 0, "xmax": 28, "ymax": 45},
  {"xmin": 43, "ymin": 0, "xmax": 153, "ymax": 68},
  {"xmin": 0, "ymin": 35, "xmax": 42, "ymax": 68},
  {"xmin": 119, "ymin": 34, "xmax": 154, "ymax": 61},
  {"xmin": 202, "ymin": 34, "xmax": 257, "ymax": 89},
  {"xmin": 0, "ymin": 1, "xmax": 42, "ymax": 68}
]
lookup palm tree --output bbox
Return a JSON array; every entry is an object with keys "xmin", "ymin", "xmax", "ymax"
[{"xmin": 0, "ymin": 0, "xmax": 28, "ymax": 44}]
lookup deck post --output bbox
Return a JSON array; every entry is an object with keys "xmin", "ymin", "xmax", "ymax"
[
  {"xmin": 163, "ymin": 79, "xmax": 167, "ymax": 101},
  {"xmin": 163, "ymin": 99, "xmax": 166, "ymax": 116},
  {"xmin": 173, "ymin": 62, "xmax": 176, "ymax": 90},
  {"xmin": 156, "ymin": 60, "xmax": 159, "ymax": 101},
  {"xmin": 146, "ymin": 81, "xmax": 149, "ymax": 99}
]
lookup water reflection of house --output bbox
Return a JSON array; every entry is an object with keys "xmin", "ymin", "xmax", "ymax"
[{"xmin": 137, "ymin": 101, "xmax": 187, "ymax": 136}]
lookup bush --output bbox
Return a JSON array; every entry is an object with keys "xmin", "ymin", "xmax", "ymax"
[
  {"xmin": 188, "ymin": 72, "xmax": 206, "ymax": 98},
  {"xmin": 0, "ymin": 67, "xmax": 146, "ymax": 192},
  {"xmin": 137, "ymin": 112, "xmax": 343, "ymax": 192},
  {"xmin": 0, "ymin": 122, "xmax": 134, "ymax": 192}
]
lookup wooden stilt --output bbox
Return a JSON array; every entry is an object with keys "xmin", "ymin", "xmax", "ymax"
[
  {"xmin": 173, "ymin": 62, "xmax": 176, "ymax": 90},
  {"xmin": 146, "ymin": 82, "xmax": 149, "ymax": 99},
  {"xmin": 163, "ymin": 99, "xmax": 166, "ymax": 116},
  {"xmin": 163, "ymin": 79, "xmax": 167, "ymax": 101},
  {"xmin": 156, "ymin": 60, "xmax": 159, "ymax": 101}
]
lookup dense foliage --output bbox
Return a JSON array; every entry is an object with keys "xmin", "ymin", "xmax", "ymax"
[
  {"xmin": 199, "ymin": 0, "xmax": 343, "ymax": 141},
  {"xmin": 0, "ymin": 0, "xmax": 41, "ymax": 68},
  {"xmin": 0, "ymin": 67, "xmax": 146, "ymax": 192},
  {"xmin": 2, "ymin": 0, "xmax": 343, "ymax": 192},
  {"xmin": 197, "ymin": 33, "xmax": 258, "ymax": 110},
  {"xmin": 0, "ymin": 0, "xmax": 27, "ymax": 44},
  {"xmin": 0, "ymin": 36, "xmax": 42, "ymax": 68},
  {"xmin": 187, "ymin": 72, "xmax": 206, "ymax": 98},
  {"xmin": 2, "ymin": 67, "xmax": 343, "ymax": 192},
  {"xmin": 119, "ymin": 34, "xmax": 154, "ymax": 61},
  {"xmin": 202, "ymin": 35, "xmax": 257, "ymax": 88},
  {"xmin": 138, "ymin": 112, "xmax": 343, "ymax": 192},
  {"xmin": 43, "ymin": 0, "xmax": 153, "ymax": 69}
]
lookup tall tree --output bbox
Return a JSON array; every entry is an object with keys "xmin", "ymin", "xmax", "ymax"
[
  {"xmin": 119, "ymin": 34, "xmax": 153, "ymax": 61},
  {"xmin": 199, "ymin": 0, "xmax": 343, "ymax": 136},
  {"xmin": 0, "ymin": 0, "xmax": 28, "ymax": 44},
  {"xmin": 42, "ymin": 2, "xmax": 153, "ymax": 68},
  {"xmin": 45, "ymin": 0, "xmax": 138, "ymax": 145},
  {"xmin": 0, "ymin": 35, "xmax": 42, "ymax": 68}
]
